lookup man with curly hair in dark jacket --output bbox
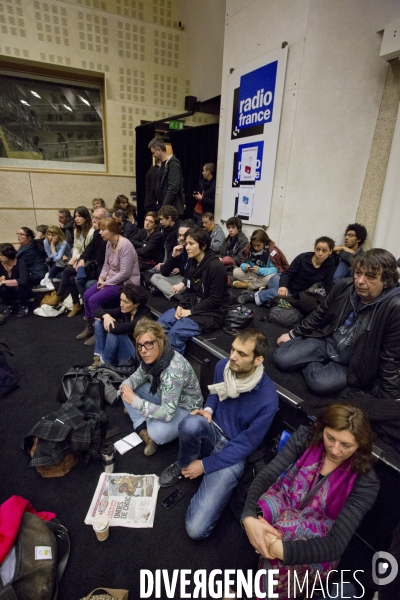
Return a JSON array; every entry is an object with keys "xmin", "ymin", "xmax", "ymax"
[{"xmin": 274, "ymin": 248, "xmax": 400, "ymax": 399}]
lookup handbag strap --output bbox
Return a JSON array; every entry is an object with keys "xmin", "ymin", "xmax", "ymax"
[
  {"xmin": 84, "ymin": 589, "xmax": 128, "ymax": 600},
  {"xmin": 64, "ymin": 366, "xmax": 91, "ymax": 399},
  {"xmin": 0, "ymin": 341, "xmax": 14, "ymax": 357},
  {"xmin": 298, "ymin": 472, "xmax": 331, "ymax": 511},
  {"xmin": 45, "ymin": 520, "xmax": 70, "ymax": 600}
]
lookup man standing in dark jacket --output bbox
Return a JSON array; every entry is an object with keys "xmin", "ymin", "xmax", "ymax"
[
  {"xmin": 274, "ymin": 249, "xmax": 400, "ymax": 399},
  {"xmin": 192, "ymin": 163, "xmax": 216, "ymax": 226},
  {"xmin": 148, "ymin": 137, "xmax": 184, "ymax": 216}
]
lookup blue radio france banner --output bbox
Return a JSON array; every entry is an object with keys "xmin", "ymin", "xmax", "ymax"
[
  {"xmin": 222, "ymin": 47, "xmax": 287, "ymax": 224},
  {"xmin": 237, "ymin": 61, "xmax": 277, "ymax": 130}
]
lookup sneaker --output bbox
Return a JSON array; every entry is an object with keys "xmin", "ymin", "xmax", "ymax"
[
  {"xmin": 40, "ymin": 273, "xmax": 49, "ymax": 287},
  {"xmin": 45, "ymin": 279, "xmax": 55, "ymax": 290},
  {"xmin": 238, "ymin": 292, "xmax": 255, "ymax": 304},
  {"xmin": 16, "ymin": 306, "xmax": 28, "ymax": 318},
  {"xmin": 159, "ymin": 462, "xmax": 183, "ymax": 487},
  {"xmin": 3, "ymin": 306, "xmax": 13, "ymax": 318},
  {"xmin": 150, "ymin": 286, "xmax": 162, "ymax": 297},
  {"xmin": 233, "ymin": 281, "xmax": 249, "ymax": 289}
]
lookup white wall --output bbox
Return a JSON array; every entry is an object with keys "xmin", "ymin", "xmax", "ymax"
[
  {"xmin": 372, "ymin": 102, "xmax": 400, "ymax": 258},
  {"xmin": 216, "ymin": 0, "xmax": 391, "ymax": 262},
  {"xmin": 176, "ymin": 0, "xmax": 226, "ymax": 101}
]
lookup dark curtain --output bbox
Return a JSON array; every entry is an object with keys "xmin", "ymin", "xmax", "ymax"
[
  {"xmin": 134, "ymin": 121, "xmax": 219, "ymax": 224},
  {"xmin": 135, "ymin": 123, "xmax": 155, "ymax": 226},
  {"xmin": 169, "ymin": 122, "xmax": 219, "ymax": 220}
]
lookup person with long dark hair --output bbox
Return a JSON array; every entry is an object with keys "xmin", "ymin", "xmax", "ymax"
[
  {"xmin": 0, "ymin": 243, "xmax": 31, "ymax": 318},
  {"xmin": 247, "ymin": 235, "xmax": 335, "ymax": 307},
  {"xmin": 42, "ymin": 206, "xmax": 94, "ymax": 310},
  {"xmin": 113, "ymin": 194, "xmax": 136, "ymax": 221},
  {"xmin": 158, "ymin": 227, "xmax": 230, "ymax": 355},
  {"xmin": 15, "ymin": 227, "xmax": 47, "ymax": 286},
  {"xmin": 232, "ymin": 229, "xmax": 288, "ymax": 292},
  {"xmin": 91, "ymin": 283, "xmax": 151, "ymax": 368},
  {"xmin": 240, "ymin": 404, "xmax": 379, "ymax": 599}
]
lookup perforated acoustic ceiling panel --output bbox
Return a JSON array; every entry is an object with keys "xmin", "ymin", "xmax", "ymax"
[
  {"xmin": 153, "ymin": 28, "xmax": 179, "ymax": 68},
  {"xmin": 152, "ymin": 0, "xmax": 178, "ymax": 29},
  {"xmin": 119, "ymin": 67, "xmax": 145, "ymax": 103},
  {"xmin": 116, "ymin": 0, "xmax": 143, "ymax": 20},
  {"xmin": 153, "ymin": 73, "xmax": 177, "ymax": 108},
  {"xmin": 0, "ymin": 0, "xmax": 26, "ymax": 38},
  {"xmin": 77, "ymin": 10, "xmax": 108, "ymax": 53},
  {"xmin": 34, "ymin": 1, "xmax": 69, "ymax": 45},
  {"xmin": 117, "ymin": 21, "xmax": 144, "ymax": 60}
]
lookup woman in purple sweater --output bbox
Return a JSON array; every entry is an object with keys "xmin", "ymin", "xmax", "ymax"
[{"xmin": 77, "ymin": 218, "xmax": 140, "ymax": 345}]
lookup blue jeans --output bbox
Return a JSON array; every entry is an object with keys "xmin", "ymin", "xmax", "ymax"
[
  {"xmin": 76, "ymin": 278, "xmax": 97, "ymax": 301},
  {"xmin": 48, "ymin": 264, "xmax": 65, "ymax": 279},
  {"xmin": 334, "ymin": 260, "xmax": 351, "ymax": 283},
  {"xmin": 123, "ymin": 382, "xmax": 190, "ymax": 444},
  {"xmin": 158, "ymin": 307, "xmax": 202, "ymax": 354},
  {"xmin": 273, "ymin": 336, "xmax": 348, "ymax": 395},
  {"xmin": 255, "ymin": 274, "xmax": 281, "ymax": 306},
  {"xmin": 177, "ymin": 414, "xmax": 246, "ymax": 540},
  {"xmin": 94, "ymin": 320, "xmax": 135, "ymax": 364}
]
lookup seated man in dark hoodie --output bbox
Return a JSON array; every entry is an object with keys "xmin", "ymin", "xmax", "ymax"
[
  {"xmin": 219, "ymin": 216, "xmax": 249, "ymax": 268},
  {"xmin": 274, "ymin": 248, "xmax": 400, "ymax": 398},
  {"xmin": 158, "ymin": 227, "xmax": 229, "ymax": 355},
  {"xmin": 157, "ymin": 205, "xmax": 181, "ymax": 263},
  {"xmin": 150, "ymin": 220, "xmax": 193, "ymax": 299}
]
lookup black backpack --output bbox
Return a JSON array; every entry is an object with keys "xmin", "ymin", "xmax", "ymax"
[{"xmin": 0, "ymin": 342, "xmax": 18, "ymax": 398}]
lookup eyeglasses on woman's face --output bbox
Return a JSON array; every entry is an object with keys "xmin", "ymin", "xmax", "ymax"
[
  {"xmin": 16, "ymin": 232, "xmax": 27, "ymax": 237},
  {"xmin": 137, "ymin": 339, "xmax": 158, "ymax": 351}
]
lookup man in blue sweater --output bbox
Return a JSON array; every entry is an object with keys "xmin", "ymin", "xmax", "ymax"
[{"xmin": 159, "ymin": 327, "xmax": 278, "ymax": 539}]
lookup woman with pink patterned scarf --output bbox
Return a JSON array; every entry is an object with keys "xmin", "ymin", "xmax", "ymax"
[{"xmin": 240, "ymin": 404, "xmax": 379, "ymax": 599}]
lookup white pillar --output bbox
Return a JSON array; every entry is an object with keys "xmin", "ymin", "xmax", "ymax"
[{"xmin": 372, "ymin": 102, "xmax": 400, "ymax": 259}]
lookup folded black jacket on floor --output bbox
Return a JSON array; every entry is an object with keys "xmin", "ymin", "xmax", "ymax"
[{"xmin": 25, "ymin": 395, "xmax": 107, "ymax": 467}]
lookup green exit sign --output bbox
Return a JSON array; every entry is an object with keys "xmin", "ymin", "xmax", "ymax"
[{"xmin": 169, "ymin": 120, "xmax": 184, "ymax": 130}]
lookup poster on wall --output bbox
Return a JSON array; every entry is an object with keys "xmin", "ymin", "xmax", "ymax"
[{"xmin": 222, "ymin": 47, "xmax": 288, "ymax": 225}]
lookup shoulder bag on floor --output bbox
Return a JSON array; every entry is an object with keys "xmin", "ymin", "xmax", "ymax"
[
  {"xmin": 60, "ymin": 365, "xmax": 105, "ymax": 409},
  {"xmin": 0, "ymin": 513, "xmax": 69, "ymax": 600},
  {"xmin": 222, "ymin": 306, "xmax": 255, "ymax": 335}
]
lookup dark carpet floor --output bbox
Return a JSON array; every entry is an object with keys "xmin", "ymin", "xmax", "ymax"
[
  {"xmin": 0, "ymin": 309, "xmax": 258, "ymax": 599},
  {"xmin": 0, "ymin": 302, "xmax": 398, "ymax": 599}
]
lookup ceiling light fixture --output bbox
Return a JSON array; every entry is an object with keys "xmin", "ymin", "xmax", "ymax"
[{"xmin": 79, "ymin": 95, "xmax": 90, "ymax": 106}]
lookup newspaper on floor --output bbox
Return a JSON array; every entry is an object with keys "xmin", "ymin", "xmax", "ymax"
[{"xmin": 85, "ymin": 472, "xmax": 159, "ymax": 528}]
